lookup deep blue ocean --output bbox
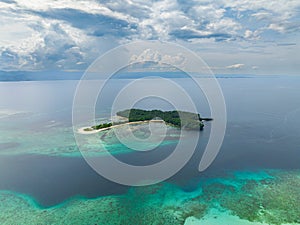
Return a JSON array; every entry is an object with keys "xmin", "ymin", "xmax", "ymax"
[{"xmin": 0, "ymin": 75, "xmax": 299, "ymax": 224}]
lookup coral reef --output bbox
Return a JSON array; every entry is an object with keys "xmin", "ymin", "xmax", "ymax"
[{"xmin": 0, "ymin": 170, "xmax": 299, "ymax": 225}]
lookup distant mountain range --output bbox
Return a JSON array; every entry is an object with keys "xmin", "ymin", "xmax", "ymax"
[
  {"xmin": 0, "ymin": 71, "xmax": 83, "ymax": 81},
  {"xmin": 0, "ymin": 70, "xmax": 269, "ymax": 81}
]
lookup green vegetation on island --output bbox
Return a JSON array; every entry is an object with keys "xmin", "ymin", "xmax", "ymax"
[
  {"xmin": 116, "ymin": 108, "xmax": 206, "ymax": 130},
  {"xmin": 83, "ymin": 123, "xmax": 112, "ymax": 131},
  {"xmin": 85, "ymin": 109, "xmax": 212, "ymax": 132},
  {"xmin": 91, "ymin": 123, "xmax": 112, "ymax": 130}
]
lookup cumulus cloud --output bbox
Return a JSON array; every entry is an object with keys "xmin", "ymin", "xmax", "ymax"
[
  {"xmin": 0, "ymin": 0, "xmax": 300, "ymax": 71},
  {"xmin": 129, "ymin": 48, "xmax": 186, "ymax": 71},
  {"xmin": 268, "ymin": 22, "xmax": 300, "ymax": 34},
  {"xmin": 226, "ymin": 63, "xmax": 245, "ymax": 69},
  {"xmin": 244, "ymin": 30, "xmax": 260, "ymax": 40}
]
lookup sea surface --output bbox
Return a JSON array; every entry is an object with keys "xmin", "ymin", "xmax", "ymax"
[{"xmin": 0, "ymin": 75, "xmax": 299, "ymax": 224}]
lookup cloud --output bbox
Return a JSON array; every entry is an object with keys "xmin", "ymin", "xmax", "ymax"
[
  {"xmin": 268, "ymin": 22, "xmax": 300, "ymax": 34},
  {"xmin": 0, "ymin": 16, "xmax": 89, "ymax": 70},
  {"xmin": 0, "ymin": 0, "xmax": 300, "ymax": 72},
  {"xmin": 0, "ymin": 0, "xmax": 16, "ymax": 4},
  {"xmin": 226, "ymin": 63, "xmax": 245, "ymax": 69},
  {"xmin": 251, "ymin": 12, "xmax": 273, "ymax": 21},
  {"xmin": 28, "ymin": 8, "xmax": 137, "ymax": 37},
  {"xmin": 170, "ymin": 29, "xmax": 233, "ymax": 41},
  {"xmin": 129, "ymin": 48, "xmax": 186, "ymax": 71},
  {"xmin": 277, "ymin": 43, "xmax": 297, "ymax": 46},
  {"xmin": 244, "ymin": 30, "xmax": 260, "ymax": 40},
  {"xmin": 222, "ymin": 0, "xmax": 300, "ymax": 19}
]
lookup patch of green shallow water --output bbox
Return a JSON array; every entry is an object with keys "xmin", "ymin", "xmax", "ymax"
[
  {"xmin": 0, "ymin": 123, "xmax": 180, "ymax": 157},
  {"xmin": 0, "ymin": 170, "xmax": 299, "ymax": 225}
]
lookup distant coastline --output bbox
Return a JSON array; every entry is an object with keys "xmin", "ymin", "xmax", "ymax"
[{"xmin": 0, "ymin": 70, "xmax": 280, "ymax": 82}]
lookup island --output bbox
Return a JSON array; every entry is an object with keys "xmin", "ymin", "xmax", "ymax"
[{"xmin": 79, "ymin": 109, "xmax": 212, "ymax": 134}]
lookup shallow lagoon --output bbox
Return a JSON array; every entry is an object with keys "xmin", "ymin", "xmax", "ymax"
[{"xmin": 0, "ymin": 76, "xmax": 300, "ymax": 224}]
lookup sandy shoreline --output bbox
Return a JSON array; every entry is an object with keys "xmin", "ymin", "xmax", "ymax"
[{"xmin": 77, "ymin": 120, "xmax": 164, "ymax": 135}]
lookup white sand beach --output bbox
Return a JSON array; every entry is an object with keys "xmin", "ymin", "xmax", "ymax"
[{"xmin": 77, "ymin": 119, "xmax": 165, "ymax": 135}]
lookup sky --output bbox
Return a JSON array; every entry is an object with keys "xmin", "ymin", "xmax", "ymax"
[{"xmin": 0, "ymin": 0, "xmax": 299, "ymax": 75}]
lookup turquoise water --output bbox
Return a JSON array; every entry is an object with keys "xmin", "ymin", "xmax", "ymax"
[
  {"xmin": 0, "ymin": 77, "xmax": 300, "ymax": 224},
  {"xmin": 0, "ymin": 169, "xmax": 299, "ymax": 224}
]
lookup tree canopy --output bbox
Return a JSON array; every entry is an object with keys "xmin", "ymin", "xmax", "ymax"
[{"xmin": 116, "ymin": 109, "xmax": 204, "ymax": 130}]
